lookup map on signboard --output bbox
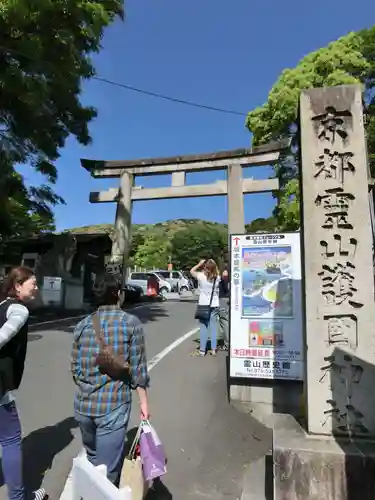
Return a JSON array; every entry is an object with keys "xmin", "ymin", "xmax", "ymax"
[{"xmin": 241, "ymin": 246, "xmax": 294, "ymax": 318}]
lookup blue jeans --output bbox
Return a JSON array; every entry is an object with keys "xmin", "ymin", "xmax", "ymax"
[
  {"xmin": 199, "ymin": 307, "xmax": 219, "ymax": 352},
  {"xmin": 219, "ymin": 298, "xmax": 229, "ymax": 346},
  {"xmin": 0, "ymin": 402, "xmax": 24, "ymax": 500},
  {"xmin": 75, "ymin": 403, "xmax": 131, "ymax": 485}
]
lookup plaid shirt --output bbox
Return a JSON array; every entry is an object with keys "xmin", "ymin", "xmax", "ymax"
[{"xmin": 71, "ymin": 305, "xmax": 149, "ymax": 417}]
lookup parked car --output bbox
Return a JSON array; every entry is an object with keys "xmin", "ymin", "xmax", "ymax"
[
  {"xmin": 122, "ymin": 284, "xmax": 143, "ymax": 304},
  {"xmin": 127, "ymin": 272, "xmax": 172, "ymax": 296},
  {"xmin": 153, "ymin": 270, "xmax": 192, "ymax": 293}
]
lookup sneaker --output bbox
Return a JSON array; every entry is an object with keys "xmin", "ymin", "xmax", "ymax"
[
  {"xmin": 33, "ymin": 489, "xmax": 48, "ymax": 500},
  {"xmin": 218, "ymin": 344, "xmax": 228, "ymax": 351},
  {"xmin": 190, "ymin": 349, "xmax": 205, "ymax": 357}
]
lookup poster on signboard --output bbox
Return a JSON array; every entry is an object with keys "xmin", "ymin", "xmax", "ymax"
[
  {"xmin": 230, "ymin": 232, "xmax": 303, "ymax": 381},
  {"xmin": 241, "ymin": 244, "xmax": 294, "ymax": 318}
]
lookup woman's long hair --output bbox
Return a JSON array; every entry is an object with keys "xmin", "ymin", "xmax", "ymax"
[
  {"xmin": 0, "ymin": 266, "xmax": 35, "ymax": 301},
  {"xmin": 204, "ymin": 259, "xmax": 219, "ymax": 282}
]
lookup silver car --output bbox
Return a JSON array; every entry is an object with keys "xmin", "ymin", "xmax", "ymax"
[
  {"xmin": 153, "ymin": 270, "xmax": 191, "ymax": 293},
  {"xmin": 127, "ymin": 272, "xmax": 172, "ymax": 296}
]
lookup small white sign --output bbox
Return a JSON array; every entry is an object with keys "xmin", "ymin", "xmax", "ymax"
[
  {"xmin": 42, "ymin": 276, "xmax": 63, "ymax": 306},
  {"xmin": 43, "ymin": 276, "xmax": 62, "ymax": 291},
  {"xmin": 105, "ymin": 263, "xmax": 122, "ymax": 276}
]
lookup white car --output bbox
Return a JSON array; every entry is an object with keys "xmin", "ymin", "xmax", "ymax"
[
  {"xmin": 153, "ymin": 270, "xmax": 191, "ymax": 293},
  {"xmin": 127, "ymin": 272, "xmax": 172, "ymax": 296}
]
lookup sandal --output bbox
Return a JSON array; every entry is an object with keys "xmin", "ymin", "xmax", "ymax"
[{"xmin": 190, "ymin": 349, "xmax": 205, "ymax": 357}]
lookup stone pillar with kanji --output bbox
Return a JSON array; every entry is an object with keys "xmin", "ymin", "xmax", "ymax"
[{"xmin": 300, "ymin": 84, "xmax": 375, "ymax": 437}]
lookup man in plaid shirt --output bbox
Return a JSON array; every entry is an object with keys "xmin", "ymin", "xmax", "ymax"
[{"xmin": 71, "ymin": 273, "xmax": 150, "ymax": 485}]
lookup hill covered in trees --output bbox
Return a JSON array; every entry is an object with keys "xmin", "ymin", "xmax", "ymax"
[{"xmin": 69, "ymin": 216, "xmax": 278, "ymax": 269}]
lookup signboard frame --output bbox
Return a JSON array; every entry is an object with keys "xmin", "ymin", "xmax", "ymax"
[{"xmin": 229, "ymin": 232, "xmax": 303, "ymax": 381}]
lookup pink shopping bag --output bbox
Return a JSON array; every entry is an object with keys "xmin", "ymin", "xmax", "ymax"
[{"xmin": 139, "ymin": 421, "xmax": 167, "ymax": 481}]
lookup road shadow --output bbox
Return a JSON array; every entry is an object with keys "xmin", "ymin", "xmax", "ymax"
[
  {"xmin": 31, "ymin": 304, "xmax": 170, "ymax": 334},
  {"xmin": 0, "ymin": 417, "xmax": 78, "ymax": 493},
  {"xmin": 125, "ymin": 427, "xmax": 172, "ymax": 499},
  {"xmin": 145, "ymin": 478, "xmax": 172, "ymax": 500},
  {"xmin": 136, "ymin": 305, "xmax": 170, "ymax": 326}
]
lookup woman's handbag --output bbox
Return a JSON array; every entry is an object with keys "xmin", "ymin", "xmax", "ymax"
[
  {"xmin": 92, "ymin": 312, "xmax": 130, "ymax": 379},
  {"xmin": 194, "ymin": 277, "xmax": 217, "ymax": 322}
]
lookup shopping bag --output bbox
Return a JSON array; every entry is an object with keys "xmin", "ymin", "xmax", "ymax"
[
  {"xmin": 119, "ymin": 426, "xmax": 148, "ymax": 499},
  {"xmin": 139, "ymin": 421, "xmax": 167, "ymax": 481}
]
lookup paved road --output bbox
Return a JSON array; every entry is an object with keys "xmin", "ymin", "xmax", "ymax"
[{"xmin": 0, "ymin": 302, "xmax": 271, "ymax": 500}]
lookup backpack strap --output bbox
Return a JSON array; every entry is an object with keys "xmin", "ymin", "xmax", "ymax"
[{"xmin": 208, "ymin": 277, "xmax": 217, "ymax": 307}]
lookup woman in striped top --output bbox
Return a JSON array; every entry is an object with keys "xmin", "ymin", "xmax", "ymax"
[{"xmin": 0, "ymin": 267, "xmax": 47, "ymax": 500}]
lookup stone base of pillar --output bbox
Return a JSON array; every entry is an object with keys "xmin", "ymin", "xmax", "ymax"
[
  {"xmin": 229, "ymin": 380, "xmax": 303, "ymax": 425},
  {"xmin": 274, "ymin": 413, "xmax": 375, "ymax": 500}
]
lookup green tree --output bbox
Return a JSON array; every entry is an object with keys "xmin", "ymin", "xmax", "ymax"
[
  {"xmin": 171, "ymin": 224, "xmax": 228, "ymax": 270},
  {"xmin": 0, "ymin": 0, "xmax": 124, "ymax": 241},
  {"xmin": 0, "ymin": 159, "xmax": 59, "ymax": 248},
  {"xmin": 133, "ymin": 235, "xmax": 171, "ymax": 270},
  {"xmin": 246, "ymin": 28, "xmax": 375, "ymax": 230},
  {"xmin": 246, "ymin": 216, "xmax": 279, "ymax": 233},
  {"xmin": 128, "ymin": 231, "xmax": 146, "ymax": 267}
]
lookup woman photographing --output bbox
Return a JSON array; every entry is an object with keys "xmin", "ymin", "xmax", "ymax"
[
  {"xmin": 0, "ymin": 266, "xmax": 47, "ymax": 500},
  {"xmin": 190, "ymin": 259, "xmax": 220, "ymax": 356}
]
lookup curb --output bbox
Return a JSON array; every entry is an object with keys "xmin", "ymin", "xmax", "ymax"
[{"xmin": 29, "ymin": 314, "xmax": 87, "ymax": 329}]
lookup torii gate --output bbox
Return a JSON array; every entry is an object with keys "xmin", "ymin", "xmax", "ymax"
[{"xmin": 81, "ymin": 139, "xmax": 287, "ymax": 277}]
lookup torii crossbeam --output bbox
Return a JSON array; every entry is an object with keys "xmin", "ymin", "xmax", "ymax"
[{"xmin": 81, "ymin": 139, "xmax": 287, "ymax": 277}]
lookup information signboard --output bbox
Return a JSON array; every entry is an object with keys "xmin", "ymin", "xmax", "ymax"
[{"xmin": 229, "ymin": 232, "xmax": 303, "ymax": 380}]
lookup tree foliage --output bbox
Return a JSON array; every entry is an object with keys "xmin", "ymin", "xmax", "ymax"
[
  {"xmin": 133, "ymin": 234, "xmax": 171, "ymax": 270},
  {"xmin": 0, "ymin": 158, "xmax": 62, "ymax": 247},
  {"xmin": 245, "ymin": 216, "xmax": 279, "ymax": 233},
  {"xmin": 171, "ymin": 224, "xmax": 228, "ymax": 270},
  {"xmin": 246, "ymin": 27, "xmax": 375, "ymax": 230},
  {"xmin": 128, "ymin": 231, "xmax": 145, "ymax": 267},
  {"xmin": 0, "ymin": 0, "xmax": 124, "ymax": 242},
  {"xmin": 67, "ymin": 218, "xmax": 285, "ymax": 272}
]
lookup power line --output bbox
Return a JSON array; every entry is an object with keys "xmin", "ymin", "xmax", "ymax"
[
  {"xmin": 0, "ymin": 45, "xmax": 248, "ymax": 117},
  {"xmin": 92, "ymin": 76, "xmax": 247, "ymax": 116}
]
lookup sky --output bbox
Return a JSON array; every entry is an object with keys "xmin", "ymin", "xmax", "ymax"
[{"xmin": 21, "ymin": 0, "xmax": 374, "ymax": 231}]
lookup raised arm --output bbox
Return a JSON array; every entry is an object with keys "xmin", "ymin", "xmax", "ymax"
[{"xmin": 190, "ymin": 259, "xmax": 206, "ymax": 279}]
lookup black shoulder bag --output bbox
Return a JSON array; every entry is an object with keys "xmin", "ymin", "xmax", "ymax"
[{"xmin": 194, "ymin": 277, "xmax": 217, "ymax": 322}]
